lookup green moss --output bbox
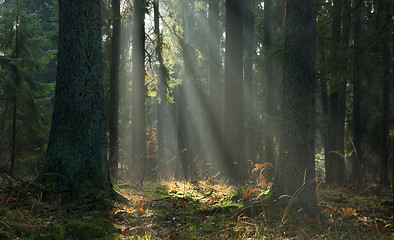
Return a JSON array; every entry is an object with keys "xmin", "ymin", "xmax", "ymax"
[
  {"xmin": 36, "ymin": 224, "xmax": 64, "ymax": 240},
  {"xmin": 64, "ymin": 219, "xmax": 113, "ymax": 240},
  {"xmin": 0, "ymin": 231, "xmax": 15, "ymax": 240}
]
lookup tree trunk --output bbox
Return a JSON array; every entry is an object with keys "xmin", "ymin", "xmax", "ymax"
[
  {"xmin": 336, "ymin": 0, "xmax": 351, "ymax": 185},
  {"xmin": 154, "ymin": 0, "xmax": 167, "ymax": 176},
  {"xmin": 208, "ymin": 0, "xmax": 224, "ymax": 172},
  {"xmin": 381, "ymin": 48, "xmax": 390, "ymax": 185},
  {"xmin": 108, "ymin": 0, "xmax": 121, "ymax": 180},
  {"xmin": 380, "ymin": 0, "xmax": 391, "ymax": 185},
  {"xmin": 326, "ymin": 90, "xmax": 339, "ymax": 184},
  {"xmin": 224, "ymin": 0, "xmax": 246, "ymax": 183},
  {"xmin": 9, "ymin": 0, "xmax": 20, "ymax": 175},
  {"xmin": 40, "ymin": 0, "xmax": 112, "ymax": 198},
  {"xmin": 176, "ymin": 82, "xmax": 191, "ymax": 179},
  {"xmin": 325, "ymin": 0, "xmax": 346, "ymax": 186},
  {"xmin": 271, "ymin": 0, "xmax": 318, "ymax": 217},
  {"xmin": 319, "ymin": 79, "xmax": 329, "ymax": 176},
  {"xmin": 263, "ymin": 0, "xmax": 276, "ymax": 180},
  {"xmin": 351, "ymin": 0, "xmax": 362, "ymax": 182},
  {"xmin": 131, "ymin": 0, "xmax": 146, "ymax": 180},
  {"xmin": 244, "ymin": 0, "xmax": 255, "ymax": 164}
]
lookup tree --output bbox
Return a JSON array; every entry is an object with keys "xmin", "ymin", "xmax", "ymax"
[
  {"xmin": 270, "ymin": 0, "xmax": 318, "ymax": 217},
  {"xmin": 131, "ymin": 0, "xmax": 146, "ymax": 179},
  {"xmin": 244, "ymin": 0, "xmax": 255, "ymax": 163},
  {"xmin": 9, "ymin": 0, "xmax": 20, "ymax": 174},
  {"xmin": 0, "ymin": 0, "xmax": 55, "ymax": 175},
  {"xmin": 325, "ymin": 0, "xmax": 346, "ymax": 186},
  {"xmin": 351, "ymin": 0, "xmax": 363, "ymax": 182},
  {"xmin": 154, "ymin": 0, "xmax": 165, "ymax": 168},
  {"xmin": 108, "ymin": 0, "xmax": 121, "ymax": 179},
  {"xmin": 224, "ymin": 0, "xmax": 246, "ymax": 183},
  {"xmin": 263, "ymin": 0, "xmax": 276, "ymax": 180},
  {"xmin": 40, "ymin": 0, "xmax": 112, "ymax": 197},
  {"xmin": 208, "ymin": 0, "xmax": 224, "ymax": 169},
  {"xmin": 379, "ymin": 0, "xmax": 391, "ymax": 185}
]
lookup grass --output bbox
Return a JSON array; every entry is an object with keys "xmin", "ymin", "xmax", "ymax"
[{"xmin": 0, "ymin": 177, "xmax": 393, "ymax": 239}]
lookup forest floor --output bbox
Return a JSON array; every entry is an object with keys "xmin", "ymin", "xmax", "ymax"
[{"xmin": 0, "ymin": 175, "xmax": 393, "ymax": 239}]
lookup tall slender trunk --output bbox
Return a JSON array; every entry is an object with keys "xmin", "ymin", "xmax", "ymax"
[
  {"xmin": 208, "ymin": 0, "xmax": 224, "ymax": 170},
  {"xmin": 154, "ymin": 0, "xmax": 167, "ymax": 175},
  {"xmin": 108, "ymin": 0, "xmax": 121, "ymax": 179},
  {"xmin": 320, "ymin": 79, "xmax": 329, "ymax": 174},
  {"xmin": 224, "ymin": 0, "xmax": 245, "ymax": 182},
  {"xmin": 381, "ymin": 48, "xmax": 390, "ymax": 185},
  {"xmin": 10, "ymin": 0, "xmax": 20, "ymax": 175},
  {"xmin": 244, "ymin": 0, "xmax": 255, "ymax": 164},
  {"xmin": 380, "ymin": 0, "xmax": 391, "ymax": 185},
  {"xmin": 336, "ymin": 0, "xmax": 351, "ymax": 185},
  {"xmin": 351, "ymin": 0, "xmax": 362, "ymax": 182},
  {"xmin": 131, "ymin": 0, "xmax": 146, "ymax": 179},
  {"xmin": 326, "ymin": 0, "xmax": 346, "ymax": 186},
  {"xmin": 263, "ymin": 0, "xmax": 276, "ymax": 180}
]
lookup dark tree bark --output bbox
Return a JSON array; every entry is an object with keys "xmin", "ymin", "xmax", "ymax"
[
  {"xmin": 263, "ymin": 0, "xmax": 276, "ymax": 180},
  {"xmin": 380, "ymin": 0, "xmax": 391, "ymax": 185},
  {"xmin": 108, "ymin": 0, "xmax": 121, "ymax": 179},
  {"xmin": 40, "ymin": 0, "xmax": 112, "ymax": 197},
  {"xmin": 177, "ymin": 4, "xmax": 196, "ymax": 179},
  {"xmin": 326, "ymin": 90, "xmax": 339, "ymax": 184},
  {"xmin": 224, "ymin": 0, "xmax": 246, "ymax": 183},
  {"xmin": 271, "ymin": 0, "xmax": 318, "ymax": 217},
  {"xmin": 319, "ymin": 79, "xmax": 329, "ymax": 172},
  {"xmin": 9, "ymin": 0, "xmax": 20, "ymax": 174},
  {"xmin": 351, "ymin": 0, "xmax": 362, "ymax": 182},
  {"xmin": 244, "ymin": 0, "xmax": 255, "ymax": 164},
  {"xmin": 336, "ymin": 0, "xmax": 351, "ymax": 185},
  {"xmin": 381, "ymin": 47, "xmax": 390, "ymax": 185},
  {"xmin": 207, "ymin": 0, "xmax": 225, "ymax": 171},
  {"xmin": 131, "ymin": 0, "xmax": 146, "ymax": 179},
  {"xmin": 176, "ymin": 82, "xmax": 191, "ymax": 179},
  {"xmin": 154, "ymin": 0, "xmax": 167, "ymax": 172},
  {"xmin": 325, "ymin": 0, "xmax": 345, "ymax": 186}
]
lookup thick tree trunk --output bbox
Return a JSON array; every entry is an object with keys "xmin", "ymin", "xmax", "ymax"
[
  {"xmin": 271, "ymin": 0, "xmax": 318, "ymax": 217},
  {"xmin": 131, "ymin": 0, "xmax": 146, "ymax": 179},
  {"xmin": 108, "ymin": 0, "xmax": 121, "ymax": 180},
  {"xmin": 224, "ymin": 0, "xmax": 246, "ymax": 183},
  {"xmin": 41, "ymin": 0, "xmax": 112, "ymax": 197}
]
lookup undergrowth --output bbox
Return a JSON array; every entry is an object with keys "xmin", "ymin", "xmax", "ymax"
[{"xmin": 0, "ymin": 173, "xmax": 393, "ymax": 239}]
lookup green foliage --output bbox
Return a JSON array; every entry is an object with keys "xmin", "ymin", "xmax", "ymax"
[{"xmin": 0, "ymin": 0, "xmax": 56, "ymax": 174}]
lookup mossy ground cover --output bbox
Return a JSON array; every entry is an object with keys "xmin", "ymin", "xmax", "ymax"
[{"xmin": 0, "ymin": 177, "xmax": 392, "ymax": 239}]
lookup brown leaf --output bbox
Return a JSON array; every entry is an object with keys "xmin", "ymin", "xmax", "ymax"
[{"xmin": 122, "ymin": 227, "xmax": 130, "ymax": 236}]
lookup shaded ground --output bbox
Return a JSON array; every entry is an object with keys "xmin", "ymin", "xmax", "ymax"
[{"xmin": 0, "ymin": 172, "xmax": 393, "ymax": 239}]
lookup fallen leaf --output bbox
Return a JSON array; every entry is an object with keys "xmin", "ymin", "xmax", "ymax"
[{"xmin": 122, "ymin": 227, "xmax": 130, "ymax": 236}]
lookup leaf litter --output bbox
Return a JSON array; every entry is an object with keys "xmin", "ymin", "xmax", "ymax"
[{"xmin": 0, "ymin": 175, "xmax": 392, "ymax": 239}]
